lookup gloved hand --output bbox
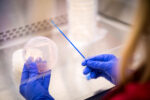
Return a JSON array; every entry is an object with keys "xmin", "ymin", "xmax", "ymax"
[
  {"xmin": 19, "ymin": 57, "xmax": 54, "ymax": 100},
  {"xmin": 82, "ymin": 54, "xmax": 118, "ymax": 84}
]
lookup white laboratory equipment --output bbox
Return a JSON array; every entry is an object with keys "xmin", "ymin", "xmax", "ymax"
[{"xmin": 68, "ymin": 0, "xmax": 97, "ymax": 46}]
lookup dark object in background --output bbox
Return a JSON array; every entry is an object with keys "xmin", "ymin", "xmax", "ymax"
[{"xmin": 85, "ymin": 88, "xmax": 113, "ymax": 100}]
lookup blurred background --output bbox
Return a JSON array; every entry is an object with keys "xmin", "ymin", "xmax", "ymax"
[{"xmin": 0, "ymin": 0, "xmax": 138, "ymax": 100}]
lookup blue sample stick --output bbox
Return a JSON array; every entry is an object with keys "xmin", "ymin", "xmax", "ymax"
[{"xmin": 51, "ymin": 20, "xmax": 86, "ymax": 60}]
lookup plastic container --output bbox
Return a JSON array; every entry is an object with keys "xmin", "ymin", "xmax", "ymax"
[{"xmin": 23, "ymin": 36, "xmax": 57, "ymax": 72}]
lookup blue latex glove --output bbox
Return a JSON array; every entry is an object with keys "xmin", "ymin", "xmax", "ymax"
[
  {"xmin": 19, "ymin": 57, "xmax": 54, "ymax": 100},
  {"xmin": 82, "ymin": 54, "xmax": 118, "ymax": 84}
]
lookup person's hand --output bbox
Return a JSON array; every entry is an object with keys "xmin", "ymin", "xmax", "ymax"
[
  {"xmin": 82, "ymin": 54, "xmax": 118, "ymax": 84},
  {"xmin": 19, "ymin": 57, "xmax": 54, "ymax": 100}
]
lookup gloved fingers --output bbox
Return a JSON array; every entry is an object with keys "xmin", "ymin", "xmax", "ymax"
[
  {"xmin": 82, "ymin": 54, "xmax": 113, "ymax": 66},
  {"xmin": 102, "ymin": 54, "xmax": 117, "ymax": 61},
  {"xmin": 21, "ymin": 64, "xmax": 29, "ymax": 84},
  {"xmin": 86, "ymin": 60, "xmax": 105, "ymax": 70},
  {"xmin": 42, "ymin": 70, "xmax": 51, "ymax": 90},
  {"xmin": 86, "ymin": 70, "xmax": 98, "ymax": 80},
  {"xmin": 95, "ymin": 54, "xmax": 117, "ymax": 61},
  {"xmin": 86, "ymin": 74, "xmax": 91, "ymax": 80},
  {"xmin": 86, "ymin": 60, "xmax": 114, "ymax": 71},
  {"xmin": 87, "ymin": 72, "xmax": 107, "ymax": 80},
  {"xmin": 25, "ymin": 57, "xmax": 39, "ymax": 78},
  {"xmin": 26, "ymin": 57, "xmax": 34, "ymax": 65},
  {"xmin": 20, "ymin": 57, "xmax": 34, "ymax": 84},
  {"xmin": 28, "ymin": 62, "xmax": 39, "ymax": 78},
  {"xmin": 83, "ymin": 66, "xmax": 91, "ymax": 75},
  {"xmin": 89, "ymin": 70, "xmax": 101, "ymax": 79},
  {"xmin": 86, "ymin": 60, "xmax": 117, "ymax": 84},
  {"xmin": 90, "ymin": 71, "xmax": 97, "ymax": 79},
  {"xmin": 82, "ymin": 54, "xmax": 117, "ymax": 66},
  {"xmin": 85, "ymin": 55, "xmax": 106, "ymax": 61},
  {"xmin": 82, "ymin": 60, "xmax": 87, "ymax": 66}
]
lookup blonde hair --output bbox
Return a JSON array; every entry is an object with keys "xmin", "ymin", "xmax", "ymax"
[{"xmin": 120, "ymin": 0, "xmax": 150, "ymax": 83}]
